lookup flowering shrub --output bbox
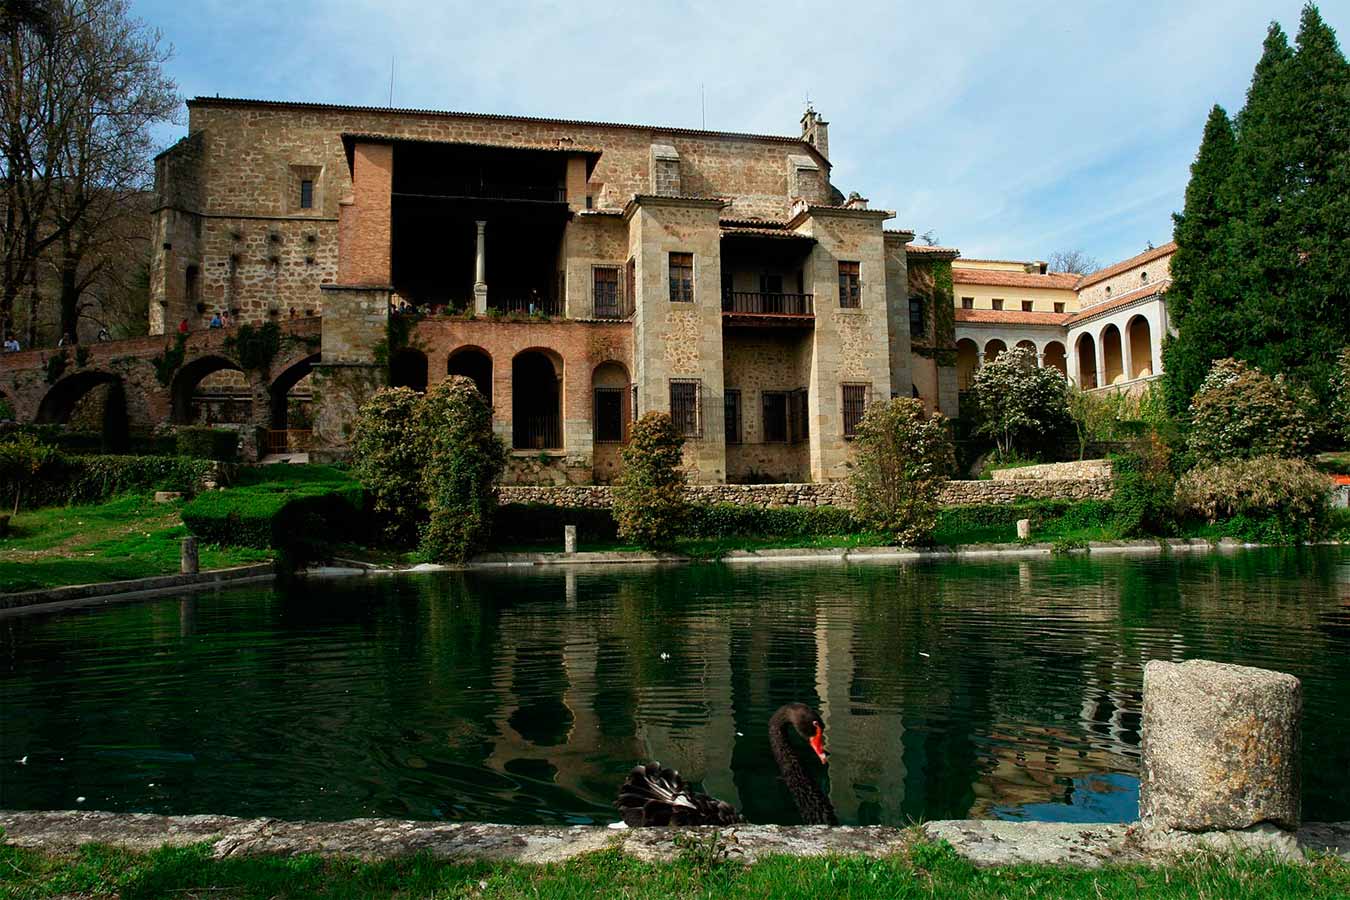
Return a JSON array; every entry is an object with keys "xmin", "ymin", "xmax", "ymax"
[
  {"xmin": 849, "ymin": 397, "xmax": 954, "ymax": 546},
  {"xmin": 350, "ymin": 387, "xmax": 425, "ymax": 545},
  {"xmin": 1187, "ymin": 359, "xmax": 1313, "ymax": 463},
  {"xmin": 969, "ymin": 346, "xmax": 1073, "ymax": 458},
  {"xmin": 613, "ymin": 412, "xmax": 688, "ymax": 548},
  {"xmin": 1174, "ymin": 455, "xmax": 1332, "ymax": 542}
]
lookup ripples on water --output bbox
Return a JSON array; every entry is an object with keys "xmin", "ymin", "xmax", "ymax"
[{"xmin": 2, "ymin": 547, "xmax": 1348, "ymax": 826}]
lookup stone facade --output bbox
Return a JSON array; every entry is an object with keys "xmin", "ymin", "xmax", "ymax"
[{"xmin": 141, "ymin": 96, "xmax": 969, "ymax": 480}]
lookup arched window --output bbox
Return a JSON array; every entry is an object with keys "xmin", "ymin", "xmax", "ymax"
[{"xmin": 513, "ymin": 350, "xmax": 562, "ymax": 449}]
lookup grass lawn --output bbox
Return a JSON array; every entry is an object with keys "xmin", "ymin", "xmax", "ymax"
[
  {"xmin": 0, "ymin": 493, "xmax": 272, "ymax": 594},
  {"xmin": 1316, "ymin": 451, "xmax": 1350, "ymax": 475},
  {"xmin": 1, "ymin": 839, "xmax": 1347, "ymax": 899}
]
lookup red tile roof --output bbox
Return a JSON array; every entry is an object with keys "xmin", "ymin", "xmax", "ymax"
[
  {"xmin": 1070, "ymin": 281, "xmax": 1170, "ymax": 322},
  {"xmin": 905, "ymin": 244, "xmax": 961, "ymax": 257},
  {"xmin": 955, "ymin": 308, "xmax": 1073, "ymax": 326},
  {"xmin": 1075, "ymin": 242, "xmax": 1177, "ymax": 289},
  {"xmin": 952, "ymin": 269, "xmax": 1080, "ymax": 290}
]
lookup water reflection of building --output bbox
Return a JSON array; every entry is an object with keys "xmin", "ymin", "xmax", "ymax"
[{"xmin": 966, "ymin": 722, "xmax": 1134, "ymax": 818}]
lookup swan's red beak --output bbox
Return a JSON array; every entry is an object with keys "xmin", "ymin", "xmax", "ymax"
[{"xmin": 809, "ymin": 723, "xmax": 828, "ymax": 765}]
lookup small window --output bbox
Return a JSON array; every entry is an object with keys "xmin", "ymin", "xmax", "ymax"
[
  {"xmin": 762, "ymin": 391, "xmax": 789, "ymax": 443},
  {"xmin": 1054, "ymin": 302, "xmax": 1066, "ymax": 314},
  {"xmin": 992, "ymin": 298, "xmax": 1004, "ymax": 311},
  {"xmin": 669, "ymin": 252, "xmax": 694, "ymax": 302},
  {"xmin": 789, "ymin": 388, "xmax": 809, "ymax": 443},
  {"xmin": 1105, "ymin": 286, "xmax": 1112, "ymax": 297},
  {"xmin": 961, "ymin": 296, "xmax": 974, "ymax": 310},
  {"xmin": 1141, "ymin": 271, "xmax": 1148, "ymax": 282},
  {"xmin": 185, "ymin": 265, "xmax": 199, "ymax": 302},
  {"xmin": 669, "ymin": 379, "xmax": 701, "ymax": 437},
  {"xmin": 300, "ymin": 179, "xmax": 314, "ymax": 210},
  {"xmin": 838, "ymin": 261, "xmax": 861, "ymax": 308},
  {"xmin": 724, "ymin": 390, "xmax": 742, "ymax": 444},
  {"xmin": 909, "ymin": 297, "xmax": 925, "ymax": 335},
  {"xmin": 1021, "ymin": 300, "xmax": 1033, "ymax": 312},
  {"xmin": 842, "ymin": 384, "xmax": 868, "ymax": 438},
  {"xmin": 594, "ymin": 387, "xmax": 625, "ymax": 443},
  {"xmin": 593, "ymin": 266, "xmax": 621, "ymax": 318},
  {"xmin": 585, "ymin": 194, "xmax": 594, "ymax": 209}
]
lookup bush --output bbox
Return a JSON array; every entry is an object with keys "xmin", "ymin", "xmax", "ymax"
[
  {"xmin": 970, "ymin": 346, "xmax": 1074, "ymax": 459},
  {"xmin": 181, "ymin": 465, "xmax": 363, "ymax": 562},
  {"xmin": 415, "ymin": 377, "xmax": 506, "ymax": 562},
  {"xmin": 1175, "ymin": 456, "xmax": 1332, "ymax": 542},
  {"xmin": 1188, "ymin": 359, "xmax": 1314, "ymax": 463},
  {"xmin": 175, "ymin": 426, "xmax": 240, "ymax": 462},
  {"xmin": 349, "ymin": 387, "xmax": 425, "ymax": 545},
  {"xmin": 688, "ymin": 504, "xmax": 857, "ymax": 538},
  {"xmin": 613, "ymin": 413, "xmax": 688, "ymax": 548},
  {"xmin": 849, "ymin": 397, "xmax": 954, "ymax": 546},
  {"xmin": 1110, "ymin": 434, "xmax": 1177, "ymax": 537},
  {"xmin": 0, "ymin": 433, "xmax": 57, "ymax": 513},
  {"xmin": 1332, "ymin": 348, "xmax": 1350, "ymax": 445}
]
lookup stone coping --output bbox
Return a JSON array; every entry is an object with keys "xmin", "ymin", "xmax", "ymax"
[
  {"xmin": 0, "ymin": 564, "xmax": 277, "ymax": 616},
  {"xmin": 0, "ymin": 811, "xmax": 1345, "ymax": 867}
]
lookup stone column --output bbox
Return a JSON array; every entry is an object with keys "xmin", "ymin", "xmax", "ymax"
[
  {"xmin": 180, "ymin": 537, "xmax": 199, "ymax": 575},
  {"xmin": 1094, "ymin": 340, "xmax": 1106, "ymax": 391},
  {"xmin": 1140, "ymin": 659, "xmax": 1301, "ymax": 832},
  {"xmin": 1036, "ymin": 352, "xmax": 1046, "ymax": 369},
  {"xmin": 1123, "ymin": 336, "xmax": 1135, "ymax": 383},
  {"xmin": 473, "ymin": 220, "xmax": 488, "ymax": 315}
]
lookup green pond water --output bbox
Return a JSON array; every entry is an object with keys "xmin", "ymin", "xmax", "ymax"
[{"xmin": 2, "ymin": 548, "xmax": 1349, "ymax": 827}]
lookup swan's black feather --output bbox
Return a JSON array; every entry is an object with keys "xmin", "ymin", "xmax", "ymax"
[{"xmin": 615, "ymin": 762, "xmax": 741, "ymax": 826}]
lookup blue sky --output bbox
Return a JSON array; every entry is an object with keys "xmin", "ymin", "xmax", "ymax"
[{"xmin": 132, "ymin": 0, "xmax": 1346, "ymax": 266}]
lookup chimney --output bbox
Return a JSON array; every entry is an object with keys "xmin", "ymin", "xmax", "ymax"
[{"xmin": 801, "ymin": 105, "xmax": 829, "ymax": 160}]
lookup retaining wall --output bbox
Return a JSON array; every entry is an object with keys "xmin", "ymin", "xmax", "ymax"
[
  {"xmin": 991, "ymin": 459, "xmax": 1113, "ymax": 482},
  {"xmin": 497, "ymin": 478, "xmax": 1112, "ymax": 510}
]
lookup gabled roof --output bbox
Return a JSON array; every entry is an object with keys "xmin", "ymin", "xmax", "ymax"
[
  {"xmin": 905, "ymin": 244, "xmax": 961, "ymax": 260},
  {"xmin": 1074, "ymin": 242, "xmax": 1177, "ymax": 290}
]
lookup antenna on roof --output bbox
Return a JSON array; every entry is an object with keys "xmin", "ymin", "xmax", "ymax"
[{"xmin": 388, "ymin": 55, "xmax": 395, "ymax": 106}]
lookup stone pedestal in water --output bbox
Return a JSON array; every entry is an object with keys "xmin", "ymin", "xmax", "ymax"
[
  {"xmin": 564, "ymin": 525, "xmax": 577, "ymax": 554},
  {"xmin": 1140, "ymin": 659, "xmax": 1301, "ymax": 832}
]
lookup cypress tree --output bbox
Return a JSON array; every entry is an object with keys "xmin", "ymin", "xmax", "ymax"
[
  {"xmin": 1163, "ymin": 105, "xmax": 1236, "ymax": 415},
  {"xmin": 1164, "ymin": 6, "xmax": 1350, "ymax": 422}
]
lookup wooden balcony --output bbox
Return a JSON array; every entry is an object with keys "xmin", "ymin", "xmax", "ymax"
[{"xmin": 722, "ymin": 291, "xmax": 815, "ymax": 326}]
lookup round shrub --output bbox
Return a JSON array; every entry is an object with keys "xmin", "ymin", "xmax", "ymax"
[
  {"xmin": 969, "ymin": 345, "xmax": 1074, "ymax": 459},
  {"xmin": 849, "ymin": 397, "xmax": 954, "ymax": 546},
  {"xmin": 415, "ymin": 376, "xmax": 506, "ymax": 562},
  {"xmin": 1110, "ymin": 435, "xmax": 1177, "ymax": 537},
  {"xmin": 1175, "ymin": 455, "xmax": 1332, "ymax": 542},
  {"xmin": 613, "ymin": 412, "xmax": 687, "ymax": 548},
  {"xmin": 350, "ymin": 387, "xmax": 425, "ymax": 545},
  {"xmin": 1187, "ymin": 359, "xmax": 1313, "ymax": 463}
]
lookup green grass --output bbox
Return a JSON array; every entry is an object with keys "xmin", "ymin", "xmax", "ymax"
[
  {"xmin": 1, "ymin": 839, "xmax": 1346, "ymax": 899},
  {"xmin": 0, "ymin": 493, "xmax": 272, "ymax": 594},
  {"xmin": 1314, "ymin": 451, "xmax": 1350, "ymax": 475}
]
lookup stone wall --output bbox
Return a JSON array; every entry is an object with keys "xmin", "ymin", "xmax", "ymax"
[
  {"xmin": 497, "ymin": 477, "xmax": 1112, "ymax": 510},
  {"xmin": 991, "ymin": 459, "xmax": 1113, "ymax": 482}
]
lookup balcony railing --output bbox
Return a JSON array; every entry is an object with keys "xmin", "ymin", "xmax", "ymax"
[
  {"xmin": 593, "ymin": 286, "xmax": 632, "ymax": 320},
  {"xmin": 722, "ymin": 291, "xmax": 814, "ymax": 316},
  {"xmin": 490, "ymin": 295, "xmax": 564, "ymax": 317}
]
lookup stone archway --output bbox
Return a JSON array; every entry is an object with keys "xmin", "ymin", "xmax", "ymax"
[
  {"xmin": 268, "ymin": 353, "xmax": 320, "ymax": 431},
  {"xmin": 984, "ymin": 338, "xmax": 1007, "ymax": 364},
  {"xmin": 956, "ymin": 339, "xmax": 979, "ymax": 390},
  {"xmin": 1127, "ymin": 315, "xmax": 1153, "ymax": 379},
  {"xmin": 1101, "ymin": 324, "xmax": 1124, "ymax": 385},
  {"xmin": 390, "ymin": 348, "xmax": 428, "ymax": 392},
  {"xmin": 36, "ymin": 371, "xmax": 131, "ymax": 451},
  {"xmin": 170, "ymin": 354, "xmax": 249, "ymax": 425},
  {"xmin": 1075, "ymin": 334, "xmax": 1097, "ymax": 389},
  {"xmin": 1043, "ymin": 341, "xmax": 1067, "ymax": 376},
  {"xmin": 512, "ymin": 349, "xmax": 562, "ymax": 450},
  {"xmin": 448, "ymin": 346, "xmax": 493, "ymax": 403}
]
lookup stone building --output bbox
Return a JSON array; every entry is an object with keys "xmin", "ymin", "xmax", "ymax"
[
  {"xmin": 951, "ymin": 243, "xmax": 1174, "ymax": 394},
  {"xmin": 150, "ymin": 98, "xmax": 961, "ymax": 483}
]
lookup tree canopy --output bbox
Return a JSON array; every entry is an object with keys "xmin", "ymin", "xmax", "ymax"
[{"xmin": 1163, "ymin": 4, "xmax": 1350, "ymax": 427}]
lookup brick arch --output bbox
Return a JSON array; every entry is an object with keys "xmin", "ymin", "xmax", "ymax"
[
  {"xmin": 268, "ymin": 352, "xmax": 321, "ymax": 430},
  {"xmin": 170, "ymin": 354, "xmax": 247, "ymax": 425},
  {"xmin": 447, "ymin": 345, "xmax": 493, "ymax": 402},
  {"xmin": 512, "ymin": 347, "xmax": 563, "ymax": 450}
]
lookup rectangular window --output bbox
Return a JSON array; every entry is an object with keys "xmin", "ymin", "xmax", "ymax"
[
  {"xmin": 593, "ymin": 266, "xmax": 620, "ymax": 318},
  {"xmin": 909, "ymin": 297, "xmax": 925, "ymax": 335},
  {"xmin": 724, "ymin": 390, "xmax": 742, "ymax": 444},
  {"xmin": 838, "ymin": 261, "xmax": 861, "ymax": 308},
  {"xmin": 762, "ymin": 391, "xmax": 789, "ymax": 443},
  {"xmin": 669, "ymin": 252, "xmax": 694, "ymax": 302},
  {"xmin": 594, "ymin": 387, "xmax": 625, "ymax": 443},
  {"xmin": 669, "ymin": 379, "xmax": 701, "ymax": 438},
  {"xmin": 992, "ymin": 298, "xmax": 1004, "ymax": 311},
  {"xmin": 1054, "ymin": 302, "xmax": 1066, "ymax": 314},
  {"xmin": 300, "ymin": 179, "xmax": 314, "ymax": 210},
  {"xmin": 789, "ymin": 388, "xmax": 809, "ymax": 444},
  {"xmin": 961, "ymin": 296, "xmax": 974, "ymax": 309},
  {"xmin": 1021, "ymin": 300, "xmax": 1033, "ymax": 312},
  {"xmin": 842, "ymin": 384, "xmax": 869, "ymax": 438}
]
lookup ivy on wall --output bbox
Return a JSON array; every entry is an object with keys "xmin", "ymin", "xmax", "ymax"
[
  {"xmin": 226, "ymin": 321, "xmax": 282, "ymax": 374},
  {"xmin": 151, "ymin": 333, "xmax": 188, "ymax": 386},
  {"xmin": 909, "ymin": 259, "xmax": 957, "ymax": 366}
]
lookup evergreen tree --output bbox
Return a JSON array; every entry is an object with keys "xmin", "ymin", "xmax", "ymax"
[
  {"xmin": 1163, "ymin": 105, "xmax": 1236, "ymax": 415},
  {"xmin": 1163, "ymin": 6, "xmax": 1350, "ymax": 424}
]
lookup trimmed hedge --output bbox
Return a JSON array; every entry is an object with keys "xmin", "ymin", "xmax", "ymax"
[
  {"xmin": 0, "ymin": 425, "xmax": 177, "ymax": 456},
  {"xmin": 176, "ymin": 427, "xmax": 240, "ymax": 462},
  {"xmin": 181, "ymin": 465, "xmax": 364, "ymax": 562}
]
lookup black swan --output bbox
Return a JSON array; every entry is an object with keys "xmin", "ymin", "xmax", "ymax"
[{"xmin": 615, "ymin": 702, "xmax": 839, "ymax": 826}]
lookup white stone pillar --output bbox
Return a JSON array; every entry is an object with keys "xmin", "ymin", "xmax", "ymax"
[
  {"xmin": 1123, "ymin": 332, "xmax": 1135, "ymax": 383},
  {"xmin": 1036, "ymin": 352, "xmax": 1046, "ymax": 369},
  {"xmin": 1095, "ymin": 338, "xmax": 1107, "ymax": 390},
  {"xmin": 473, "ymin": 220, "xmax": 488, "ymax": 314}
]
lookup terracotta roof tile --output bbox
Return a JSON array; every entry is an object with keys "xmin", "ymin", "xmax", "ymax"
[
  {"xmin": 955, "ymin": 308, "xmax": 1073, "ymax": 326},
  {"xmin": 905, "ymin": 244, "xmax": 961, "ymax": 256},
  {"xmin": 952, "ymin": 269, "xmax": 1080, "ymax": 290},
  {"xmin": 1075, "ymin": 242, "xmax": 1177, "ymax": 289}
]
